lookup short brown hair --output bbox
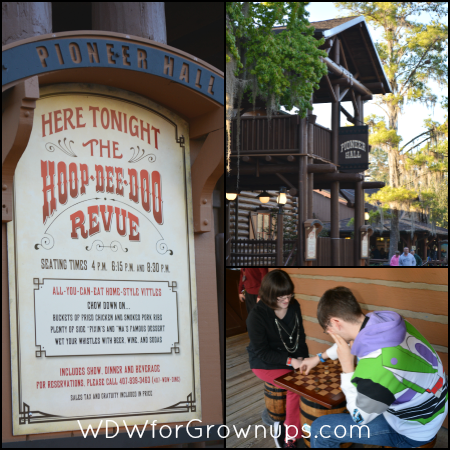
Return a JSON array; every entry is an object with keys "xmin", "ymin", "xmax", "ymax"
[
  {"xmin": 317, "ymin": 287, "xmax": 363, "ymax": 330},
  {"xmin": 258, "ymin": 269, "xmax": 295, "ymax": 310}
]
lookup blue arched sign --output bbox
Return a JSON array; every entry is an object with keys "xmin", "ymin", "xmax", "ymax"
[{"xmin": 2, "ymin": 37, "xmax": 224, "ymax": 105}]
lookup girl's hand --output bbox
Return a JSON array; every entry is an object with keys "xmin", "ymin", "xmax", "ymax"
[{"xmin": 291, "ymin": 358, "xmax": 304, "ymax": 371}]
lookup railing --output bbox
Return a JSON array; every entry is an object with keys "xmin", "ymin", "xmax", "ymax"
[
  {"xmin": 227, "ymin": 237, "xmax": 355, "ymax": 266},
  {"xmin": 230, "ymin": 116, "xmax": 332, "ymax": 161},
  {"xmin": 312, "ymin": 123, "xmax": 332, "ymax": 161},
  {"xmin": 231, "ymin": 115, "xmax": 298, "ymax": 153},
  {"xmin": 228, "ymin": 239, "xmax": 297, "ymax": 266}
]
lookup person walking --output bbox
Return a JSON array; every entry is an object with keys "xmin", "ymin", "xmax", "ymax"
[
  {"xmin": 238, "ymin": 268, "xmax": 268, "ymax": 315},
  {"xmin": 411, "ymin": 250, "xmax": 423, "ymax": 266},
  {"xmin": 390, "ymin": 251, "xmax": 401, "ymax": 266},
  {"xmin": 398, "ymin": 247, "xmax": 416, "ymax": 266}
]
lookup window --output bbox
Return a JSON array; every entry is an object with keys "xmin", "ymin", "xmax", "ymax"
[{"xmin": 249, "ymin": 211, "xmax": 275, "ymax": 240}]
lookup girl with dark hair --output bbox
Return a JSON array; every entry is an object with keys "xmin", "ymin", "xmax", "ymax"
[{"xmin": 246, "ymin": 269, "xmax": 309, "ymax": 448}]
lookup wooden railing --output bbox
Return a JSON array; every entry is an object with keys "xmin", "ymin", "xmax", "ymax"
[
  {"xmin": 231, "ymin": 115, "xmax": 298, "ymax": 153},
  {"xmin": 228, "ymin": 239, "xmax": 297, "ymax": 266},
  {"xmin": 312, "ymin": 123, "xmax": 332, "ymax": 161},
  {"xmin": 230, "ymin": 116, "xmax": 332, "ymax": 161},
  {"xmin": 227, "ymin": 237, "xmax": 354, "ymax": 266}
]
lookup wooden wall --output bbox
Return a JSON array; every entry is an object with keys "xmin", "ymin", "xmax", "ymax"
[
  {"xmin": 229, "ymin": 190, "xmax": 355, "ymax": 240},
  {"xmin": 312, "ymin": 190, "xmax": 354, "ymax": 222},
  {"xmin": 269, "ymin": 268, "xmax": 449, "ymax": 428}
]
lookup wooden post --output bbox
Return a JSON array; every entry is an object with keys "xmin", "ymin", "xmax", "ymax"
[
  {"xmin": 354, "ymin": 180, "xmax": 363, "ymax": 265},
  {"xmin": 307, "ymin": 118, "xmax": 314, "ymax": 266},
  {"xmin": 359, "ymin": 98, "xmax": 365, "ymax": 264},
  {"xmin": 331, "ymin": 39, "xmax": 340, "ymax": 266},
  {"xmin": 234, "ymin": 195, "xmax": 239, "ymax": 266},
  {"xmin": 276, "ymin": 208, "xmax": 284, "ymax": 266},
  {"xmin": 226, "ymin": 201, "xmax": 231, "ymax": 266},
  {"xmin": 92, "ymin": 2, "xmax": 167, "ymax": 44},
  {"xmin": 297, "ymin": 118, "xmax": 307, "ymax": 266}
]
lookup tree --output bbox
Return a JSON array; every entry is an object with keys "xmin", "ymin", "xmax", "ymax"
[
  {"xmin": 226, "ymin": 2, "xmax": 328, "ymax": 178},
  {"xmin": 334, "ymin": 2, "xmax": 448, "ymax": 258}
]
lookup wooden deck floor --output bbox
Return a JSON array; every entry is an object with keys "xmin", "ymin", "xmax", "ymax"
[{"xmin": 226, "ymin": 332, "xmax": 275, "ymax": 448}]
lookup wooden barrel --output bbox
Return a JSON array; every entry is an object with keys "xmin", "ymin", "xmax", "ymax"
[
  {"xmin": 264, "ymin": 382, "xmax": 286, "ymax": 422},
  {"xmin": 300, "ymin": 396, "xmax": 352, "ymax": 448}
]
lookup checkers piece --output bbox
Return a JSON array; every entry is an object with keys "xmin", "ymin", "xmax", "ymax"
[{"xmin": 324, "ymin": 370, "xmax": 330, "ymax": 374}]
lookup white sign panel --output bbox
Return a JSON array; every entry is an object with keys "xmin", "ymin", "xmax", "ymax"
[
  {"xmin": 8, "ymin": 84, "xmax": 200, "ymax": 435},
  {"xmin": 306, "ymin": 227, "xmax": 316, "ymax": 260},
  {"xmin": 362, "ymin": 233, "xmax": 369, "ymax": 259}
]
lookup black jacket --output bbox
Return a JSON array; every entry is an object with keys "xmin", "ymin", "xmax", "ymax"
[{"xmin": 246, "ymin": 298, "xmax": 309, "ymax": 370}]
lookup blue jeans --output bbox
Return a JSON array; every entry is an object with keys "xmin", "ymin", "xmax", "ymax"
[{"xmin": 310, "ymin": 413, "xmax": 434, "ymax": 448}]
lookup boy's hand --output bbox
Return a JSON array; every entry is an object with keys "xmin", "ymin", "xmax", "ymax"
[
  {"xmin": 238, "ymin": 293, "xmax": 245, "ymax": 302},
  {"xmin": 298, "ymin": 356, "xmax": 320, "ymax": 375},
  {"xmin": 329, "ymin": 332, "xmax": 354, "ymax": 373}
]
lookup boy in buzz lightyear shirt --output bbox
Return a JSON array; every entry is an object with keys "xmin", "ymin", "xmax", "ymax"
[{"xmin": 298, "ymin": 287, "xmax": 447, "ymax": 448}]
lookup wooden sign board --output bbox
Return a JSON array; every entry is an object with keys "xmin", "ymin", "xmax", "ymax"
[
  {"xmin": 361, "ymin": 233, "xmax": 369, "ymax": 259},
  {"xmin": 305, "ymin": 227, "xmax": 317, "ymax": 260},
  {"xmin": 7, "ymin": 83, "xmax": 201, "ymax": 435},
  {"xmin": 338, "ymin": 126, "xmax": 369, "ymax": 173}
]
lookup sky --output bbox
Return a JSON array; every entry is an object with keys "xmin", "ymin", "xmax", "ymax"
[{"xmin": 280, "ymin": 2, "xmax": 448, "ymax": 150}]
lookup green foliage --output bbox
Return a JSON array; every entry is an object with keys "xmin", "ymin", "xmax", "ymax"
[
  {"xmin": 226, "ymin": 2, "xmax": 328, "ymax": 117},
  {"xmin": 366, "ymin": 114, "xmax": 402, "ymax": 148},
  {"xmin": 367, "ymin": 146, "xmax": 389, "ymax": 184},
  {"xmin": 365, "ymin": 185, "xmax": 419, "ymax": 206}
]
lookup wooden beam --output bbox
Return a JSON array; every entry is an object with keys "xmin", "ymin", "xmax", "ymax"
[
  {"xmin": 339, "ymin": 33, "xmax": 359, "ymax": 79},
  {"xmin": 339, "ymin": 39, "xmax": 350, "ymax": 71},
  {"xmin": 321, "ymin": 57, "xmax": 373, "ymax": 98},
  {"xmin": 340, "ymin": 104, "xmax": 357, "ymax": 124},
  {"xmin": 364, "ymin": 82, "xmax": 384, "ymax": 91},
  {"xmin": 351, "ymin": 89, "xmax": 360, "ymax": 120},
  {"xmin": 307, "ymin": 164, "xmax": 337, "ymax": 174},
  {"xmin": 315, "ymin": 173, "xmax": 364, "ymax": 183},
  {"xmin": 358, "ymin": 24, "xmax": 385, "ymax": 94},
  {"xmin": 324, "ymin": 75, "xmax": 338, "ymax": 103},
  {"xmin": 339, "ymin": 87, "xmax": 350, "ymax": 102},
  {"xmin": 331, "ymin": 77, "xmax": 352, "ymax": 86},
  {"xmin": 275, "ymin": 172, "xmax": 297, "ymax": 195},
  {"xmin": 233, "ymin": 164, "xmax": 341, "ymax": 176},
  {"xmin": 362, "ymin": 181, "xmax": 385, "ymax": 189},
  {"xmin": 241, "ymin": 155, "xmax": 255, "ymax": 163},
  {"xmin": 264, "ymin": 155, "xmax": 284, "ymax": 164}
]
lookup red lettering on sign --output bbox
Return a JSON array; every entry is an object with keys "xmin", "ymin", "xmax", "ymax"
[{"xmin": 41, "ymin": 160, "xmax": 56, "ymax": 224}]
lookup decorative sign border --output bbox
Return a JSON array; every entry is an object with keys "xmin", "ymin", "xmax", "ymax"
[
  {"xmin": 8, "ymin": 84, "xmax": 201, "ymax": 433},
  {"xmin": 2, "ymin": 37, "xmax": 224, "ymax": 106}
]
